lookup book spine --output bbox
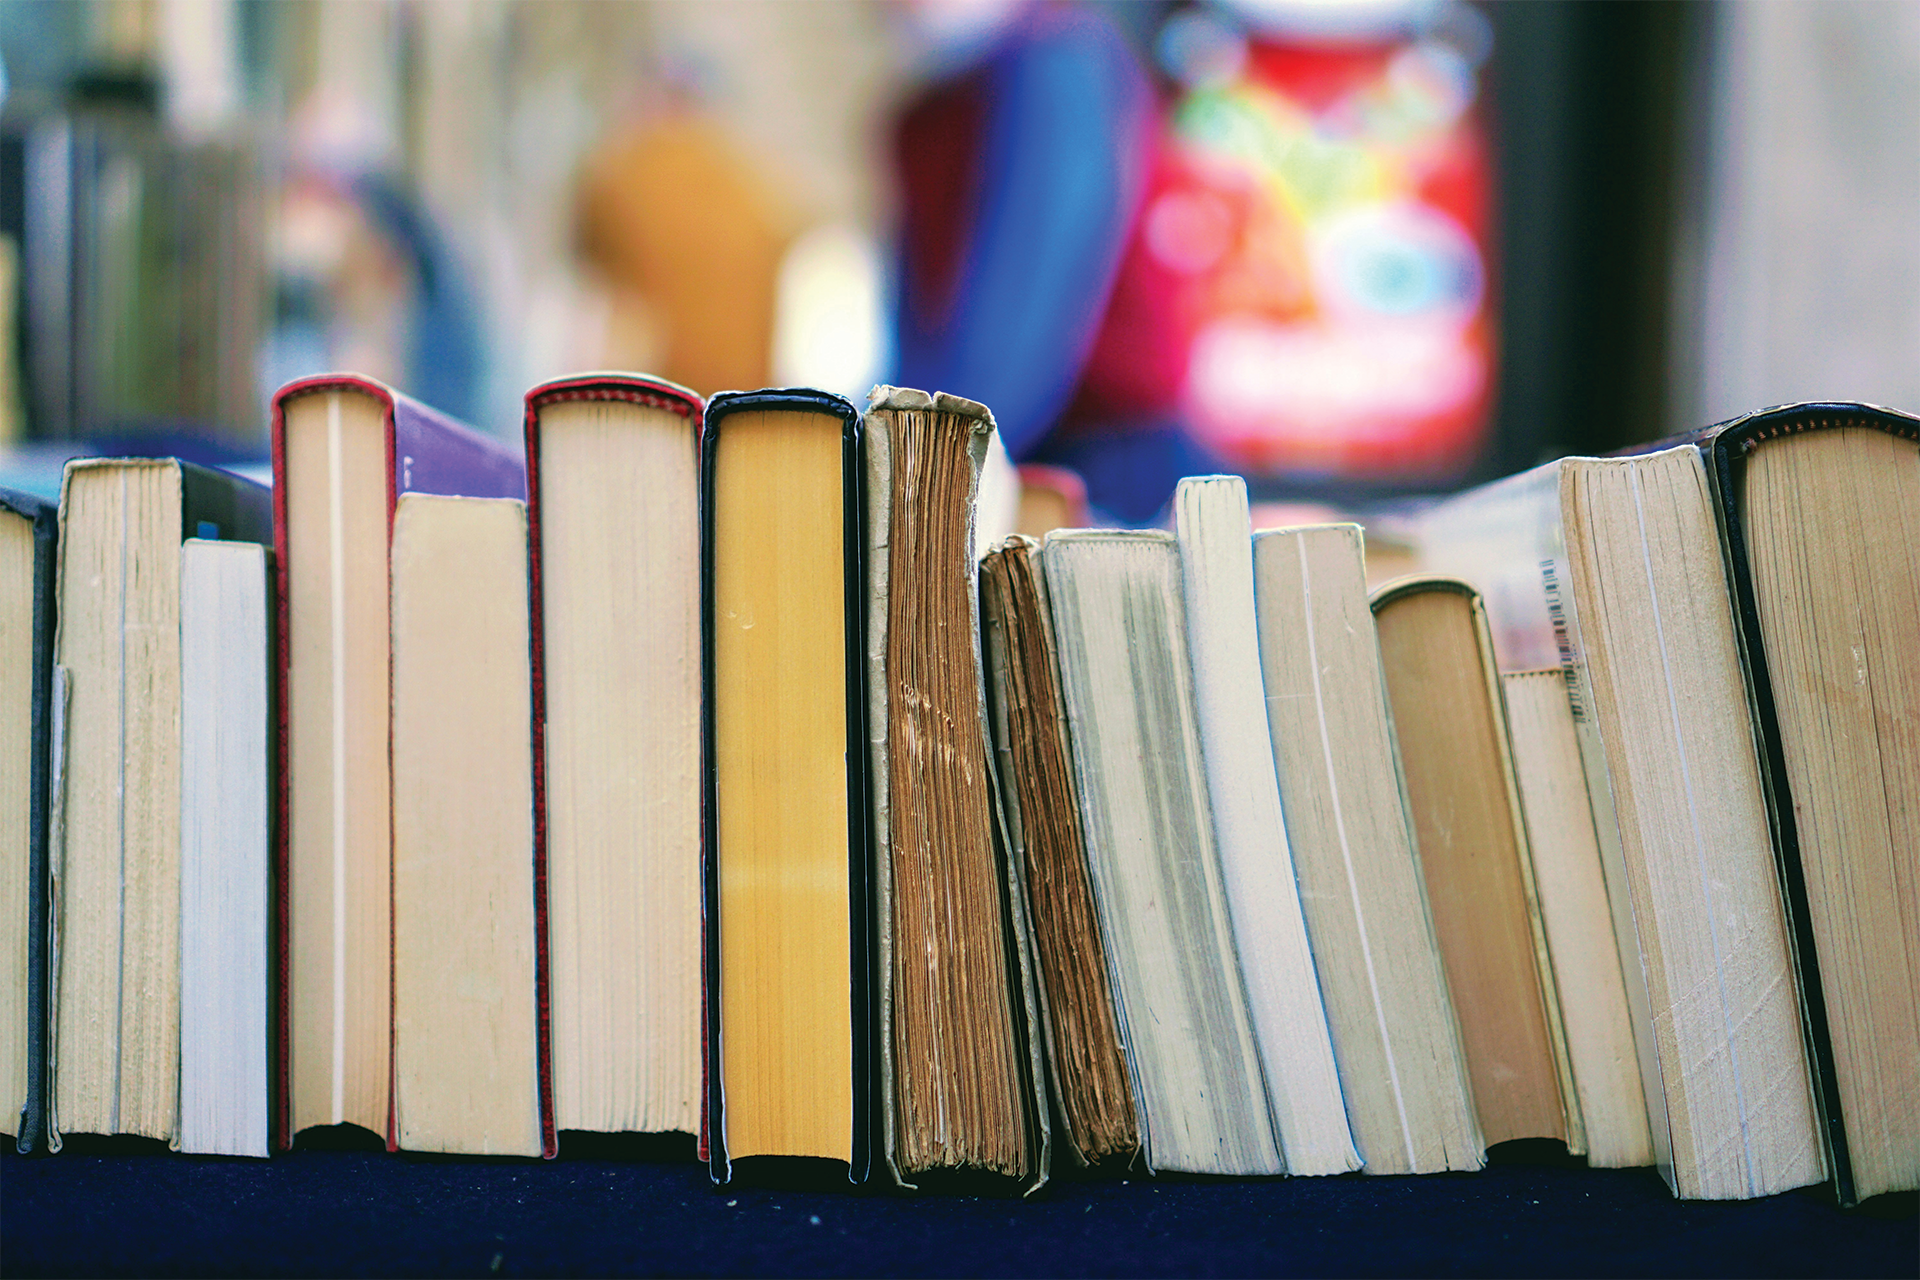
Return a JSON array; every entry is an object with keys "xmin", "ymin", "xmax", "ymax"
[
  {"xmin": 521, "ymin": 401, "xmax": 557, "ymax": 1162},
  {"xmin": 19, "ymin": 503, "xmax": 57, "ymax": 1154}
]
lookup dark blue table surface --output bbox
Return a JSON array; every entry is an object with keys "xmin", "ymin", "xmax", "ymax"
[{"xmin": 3, "ymin": 1144, "xmax": 1914, "ymax": 1278}]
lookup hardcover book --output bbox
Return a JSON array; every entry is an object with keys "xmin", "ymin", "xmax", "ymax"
[
  {"xmin": 1, "ymin": 486, "xmax": 56, "ymax": 1153},
  {"xmin": 1370, "ymin": 576, "xmax": 1582, "ymax": 1156},
  {"xmin": 1693, "ymin": 403, "xmax": 1919, "ymax": 1203},
  {"xmin": 270, "ymin": 374, "xmax": 526, "ymax": 1153},
  {"xmin": 701, "ymin": 389, "xmax": 872, "ymax": 1185},
  {"xmin": 524, "ymin": 373, "xmax": 706, "ymax": 1142}
]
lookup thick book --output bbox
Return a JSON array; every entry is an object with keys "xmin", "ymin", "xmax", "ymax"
[
  {"xmin": 1250, "ymin": 524, "xmax": 1483, "ymax": 1175},
  {"xmin": 1173, "ymin": 478, "xmax": 1356, "ymax": 1176},
  {"xmin": 700, "ymin": 389, "xmax": 871, "ymax": 1186},
  {"xmin": 864, "ymin": 387, "xmax": 1049, "ymax": 1192},
  {"xmin": 524, "ymin": 373, "xmax": 706, "ymax": 1142},
  {"xmin": 49, "ymin": 459, "xmax": 271, "ymax": 1149},
  {"xmin": 1369, "ymin": 576, "xmax": 1582, "ymax": 1157},
  {"xmin": 978, "ymin": 536, "xmax": 1141, "ymax": 1171},
  {"xmin": 270, "ymin": 375, "xmax": 527, "ymax": 1153},
  {"xmin": 177, "ymin": 538, "xmax": 271, "ymax": 1158},
  {"xmin": 1, "ymin": 486, "xmax": 56, "ymax": 1153},
  {"xmin": 1693, "ymin": 403, "xmax": 1919, "ymax": 1203},
  {"xmin": 389, "ymin": 495, "xmax": 542, "ymax": 1157},
  {"xmin": 1041, "ymin": 529, "xmax": 1281, "ymax": 1176},
  {"xmin": 1416, "ymin": 444, "xmax": 1825, "ymax": 1200}
]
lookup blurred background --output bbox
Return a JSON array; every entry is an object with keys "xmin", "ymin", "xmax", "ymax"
[{"xmin": 1, "ymin": 0, "xmax": 1915, "ymax": 522}]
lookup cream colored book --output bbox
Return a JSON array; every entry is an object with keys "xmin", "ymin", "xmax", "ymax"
[
  {"xmin": 1252, "ymin": 524, "xmax": 1482, "ymax": 1175},
  {"xmin": 1174, "ymin": 478, "xmax": 1355, "ymax": 1177},
  {"xmin": 274, "ymin": 377, "xmax": 524, "ymax": 1150},
  {"xmin": 389, "ymin": 494, "xmax": 541, "ymax": 1157},
  {"xmin": 1500, "ymin": 669, "xmax": 1652, "ymax": 1169},
  {"xmin": 177, "ymin": 539, "xmax": 270, "ymax": 1158},
  {"xmin": 525, "ymin": 375, "xmax": 704, "ymax": 1139},
  {"xmin": 48, "ymin": 458, "xmax": 269, "ymax": 1149},
  {"xmin": 1418, "ymin": 445, "xmax": 1824, "ymax": 1199}
]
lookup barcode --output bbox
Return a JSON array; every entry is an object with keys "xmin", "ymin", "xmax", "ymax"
[{"xmin": 1540, "ymin": 559, "xmax": 1585, "ymax": 721}]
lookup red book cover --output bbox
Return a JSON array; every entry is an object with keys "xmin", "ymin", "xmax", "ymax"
[
  {"xmin": 522, "ymin": 374, "xmax": 705, "ymax": 1161},
  {"xmin": 270, "ymin": 375, "xmax": 525, "ymax": 1155}
]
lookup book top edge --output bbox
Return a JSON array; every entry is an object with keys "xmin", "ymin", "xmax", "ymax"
[
  {"xmin": 1369, "ymin": 572, "xmax": 1478, "ymax": 608},
  {"xmin": 866, "ymin": 384, "xmax": 994, "ymax": 426},
  {"xmin": 705, "ymin": 387, "xmax": 859, "ymax": 427},
  {"xmin": 525, "ymin": 373, "xmax": 704, "ymax": 419}
]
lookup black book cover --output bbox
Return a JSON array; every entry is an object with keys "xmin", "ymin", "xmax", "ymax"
[
  {"xmin": 698, "ymin": 389, "xmax": 872, "ymax": 1188},
  {"xmin": 2, "ymin": 486, "xmax": 57, "ymax": 1154},
  {"xmin": 177, "ymin": 461, "xmax": 273, "ymax": 548}
]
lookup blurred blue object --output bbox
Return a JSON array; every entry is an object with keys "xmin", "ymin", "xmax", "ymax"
[
  {"xmin": 353, "ymin": 173, "xmax": 483, "ymax": 427},
  {"xmin": 891, "ymin": 5, "xmax": 1151, "ymax": 462}
]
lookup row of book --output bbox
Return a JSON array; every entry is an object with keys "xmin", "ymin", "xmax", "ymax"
[{"xmin": 1, "ymin": 377, "xmax": 1912, "ymax": 1207}]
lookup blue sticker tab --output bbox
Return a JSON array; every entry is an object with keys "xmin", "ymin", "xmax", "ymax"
[{"xmin": 197, "ymin": 521, "xmax": 219, "ymax": 539}]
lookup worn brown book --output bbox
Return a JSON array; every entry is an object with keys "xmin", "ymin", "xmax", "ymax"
[
  {"xmin": 979, "ymin": 535, "xmax": 1140, "ymax": 1171},
  {"xmin": 864, "ymin": 387, "xmax": 1046, "ymax": 1192}
]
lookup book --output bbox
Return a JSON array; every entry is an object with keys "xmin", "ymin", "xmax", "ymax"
[
  {"xmin": 864, "ymin": 387, "xmax": 1047, "ymax": 1191},
  {"xmin": 524, "ymin": 373, "xmax": 706, "ymax": 1141},
  {"xmin": 978, "ymin": 536, "xmax": 1141, "ymax": 1170},
  {"xmin": 1172, "ymin": 477, "xmax": 1356, "ymax": 1177},
  {"xmin": 1416, "ymin": 446, "xmax": 1825, "ymax": 1199},
  {"xmin": 177, "ymin": 538, "xmax": 271, "ymax": 1158},
  {"xmin": 1694, "ymin": 403, "xmax": 1919, "ymax": 1203},
  {"xmin": 389, "ymin": 495, "xmax": 542, "ymax": 1157},
  {"xmin": 270, "ymin": 375, "xmax": 525, "ymax": 1152},
  {"xmin": 1, "ymin": 485, "xmax": 56, "ymax": 1152},
  {"xmin": 1250, "ymin": 523, "xmax": 1483, "ymax": 1175},
  {"xmin": 1369, "ymin": 576, "xmax": 1582, "ymax": 1154},
  {"xmin": 1499, "ymin": 669, "xmax": 1653, "ymax": 1169},
  {"xmin": 1041, "ymin": 529, "xmax": 1280, "ymax": 1176},
  {"xmin": 701, "ymin": 389, "xmax": 871, "ymax": 1185},
  {"xmin": 48, "ymin": 458, "xmax": 270, "ymax": 1148}
]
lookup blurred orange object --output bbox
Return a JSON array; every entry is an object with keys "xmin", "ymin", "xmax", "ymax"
[
  {"xmin": 577, "ymin": 111, "xmax": 798, "ymax": 397},
  {"xmin": 1015, "ymin": 463, "xmax": 1091, "ymax": 536}
]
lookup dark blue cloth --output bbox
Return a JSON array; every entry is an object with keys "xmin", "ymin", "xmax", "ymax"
[{"xmin": 4, "ymin": 1149, "xmax": 1912, "ymax": 1277}]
